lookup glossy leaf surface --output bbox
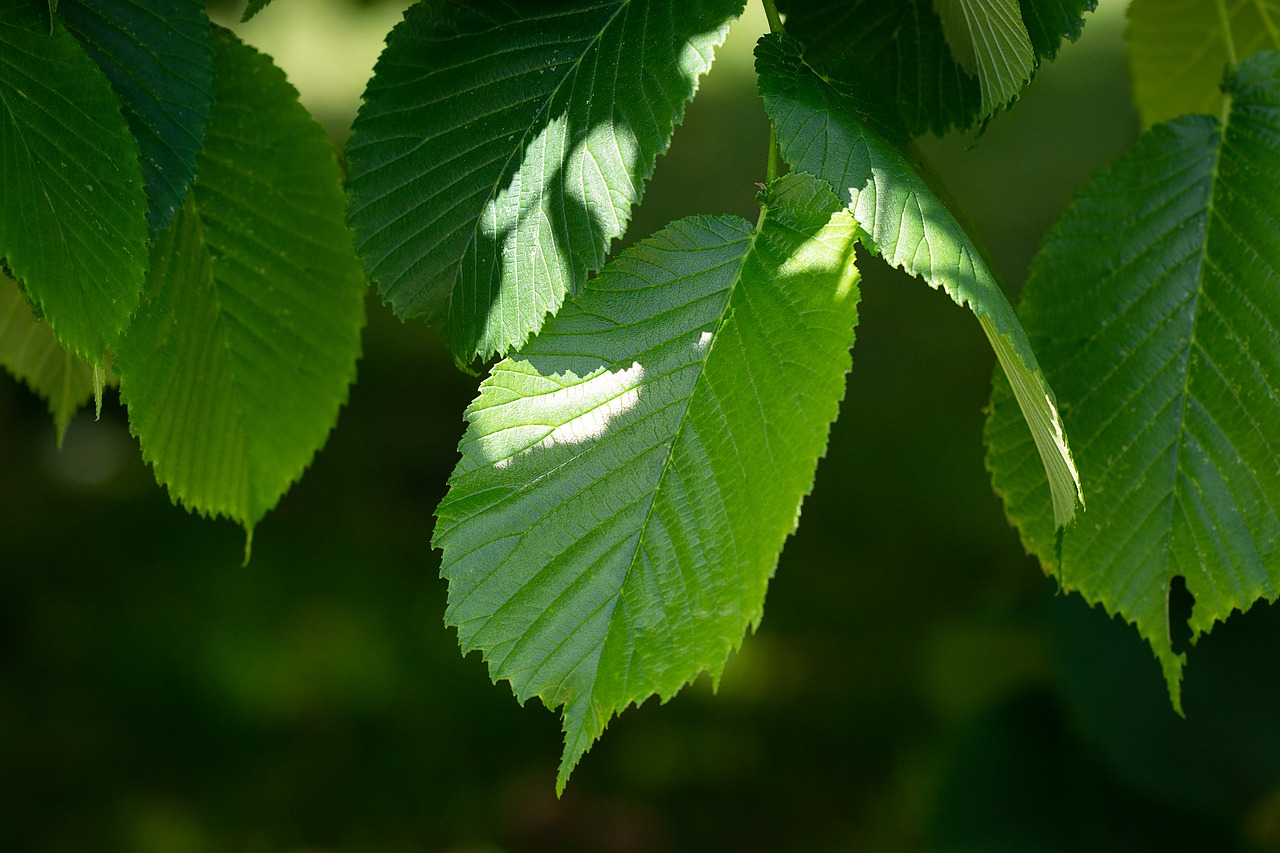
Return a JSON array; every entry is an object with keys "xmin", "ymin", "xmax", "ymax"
[
  {"xmin": 115, "ymin": 29, "xmax": 366, "ymax": 534},
  {"xmin": 985, "ymin": 51, "xmax": 1280, "ymax": 706},
  {"xmin": 757, "ymin": 33, "xmax": 1082, "ymax": 528},
  {"xmin": 346, "ymin": 0, "xmax": 743, "ymax": 361},
  {"xmin": 0, "ymin": 0, "xmax": 148, "ymax": 362},
  {"xmin": 435, "ymin": 174, "xmax": 861, "ymax": 791}
]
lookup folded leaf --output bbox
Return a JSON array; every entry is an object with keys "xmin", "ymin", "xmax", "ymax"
[
  {"xmin": 773, "ymin": 0, "xmax": 1094, "ymax": 134},
  {"xmin": 985, "ymin": 51, "xmax": 1280, "ymax": 708},
  {"xmin": 435, "ymin": 173, "xmax": 861, "ymax": 792},
  {"xmin": 115, "ymin": 28, "xmax": 366, "ymax": 536},
  {"xmin": 0, "ymin": 271, "xmax": 95, "ymax": 443},
  {"xmin": 1127, "ymin": 0, "xmax": 1280, "ymax": 129},
  {"xmin": 756, "ymin": 33, "xmax": 1082, "ymax": 528},
  {"xmin": 345, "ymin": 0, "xmax": 744, "ymax": 361},
  {"xmin": 0, "ymin": 0, "xmax": 148, "ymax": 362},
  {"xmin": 59, "ymin": 0, "xmax": 213, "ymax": 238}
]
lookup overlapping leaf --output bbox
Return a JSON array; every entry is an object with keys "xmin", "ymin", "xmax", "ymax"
[
  {"xmin": 345, "ymin": 0, "xmax": 744, "ymax": 361},
  {"xmin": 0, "ymin": 271, "xmax": 95, "ymax": 443},
  {"xmin": 59, "ymin": 0, "xmax": 213, "ymax": 238},
  {"xmin": 0, "ymin": 0, "xmax": 148, "ymax": 362},
  {"xmin": 1127, "ymin": 0, "xmax": 1280, "ymax": 129},
  {"xmin": 985, "ymin": 51, "xmax": 1280, "ymax": 707},
  {"xmin": 115, "ymin": 28, "xmax": 366, "ymax": 536},
  {"xmin": 774, "ymin": 0, "xmax": 1094, "ymax": 134},
  {"xmin": 757, "ymin": 33, "xmax": 1082, "ymax": 528},
  {"xmin": 435, "ymin": 173, "xmax": 861, "ymax": 791}
]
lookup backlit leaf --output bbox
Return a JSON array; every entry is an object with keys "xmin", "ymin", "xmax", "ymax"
[
  {"xmin": 115, "ymin": 28, "xmax": 366, "ymax": 536},
  {"xmin": 435, "ymin": 173, "xmax": 861, "ymax": 791},
  {"xmin": 985, "ymin": 51, "xmax": 1280, "ymax": 708},
  {"xmin": 934, "ymin": 0, "xmax": 1035, "ymax": 117},
  {"xmin": 757, "ymin": 33, "xmax": 1082, "ymax": 528},
  {"xmin": 345, "ymin": 0, "xmax": 744, "ymax": 361},
  {"xmin": 0, "ymin": 0, "xmax": 148, "ymax": 362}
]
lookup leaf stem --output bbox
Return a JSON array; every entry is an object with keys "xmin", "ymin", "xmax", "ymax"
[
  {"xmin": 766, "ymin": 124, "xmax": 779, "ymax": 184},
  {"xmin": 762, "ymin": 0, "xmax": 783, "ymax": 34},
  {"xmin": 1214, "ymin": 0, "xmax": 1238, "ymax": 69}
]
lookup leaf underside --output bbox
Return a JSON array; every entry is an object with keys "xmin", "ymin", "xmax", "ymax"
[
  {"xmin": 1126, "ymin": 0, "xmax": 1280, "ymax": 129},
  {"xmin": 774, "ymin": 0, "xmax": 1095, "ymax": 134},
  {"xmin": 115, "ymin": 28, "xmax": 366, "ymax": 534},
  {"xmin": 345, "ymin": 0, "xmax": 745, "ymax": 362},
  {"xmin": 985, "ymin": 51, "xmax": 1280, "ymax": 708},
  {"xmin": 0, "ymin": 0, "xmax": 148, "ymax": 362},
  {"xmin": 435, "ymin": 173, "xmax": 861, "ymax": 792},
  {"xmin": 756, "ymin": 33, "xmax": 1082, "ymax": 528},
  {"xmin": 0, "ymin": 271, "xmax": 94, "ymax": 443},
  {"xmin": 58, "ymin": 0, "xmax": 214, "ymax": 238}
]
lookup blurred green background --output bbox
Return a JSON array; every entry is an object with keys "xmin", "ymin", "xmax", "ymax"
[{"xmin": 3, "ymin": 1, "xmax": 1280, "ymax": 850}]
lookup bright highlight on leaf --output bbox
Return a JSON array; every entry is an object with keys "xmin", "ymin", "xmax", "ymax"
[
  {"xmin": 756, "ymin": 33, "xmax": 1082, "ymax": 528},
  {"xmin": 345, "ymin": 0, "xmax": 745, "ymax": 362},
  {"xmin": 934, "ymin": 0, "xmax": 1036, "ymax": 116},
  {"xmin": 0, "ymin": 271, "xmax": 95, "ymax": 444},
  {"xmin": 1127, "ymin": 0, "xmax": 1280, "ymax": 128},
  {"xmin": 435, "ymin": 173, "xmax": 861, "ymax": 792},
  {"xmin": 985, "ymin": 51, "xmax": 1280, "ymax": 709},
  {"xmin": 115, "ymin": 28, "xmax": 366, "ymax": 537},
  {"xmin": 0, "ymin": 0, "xmax": 149, "ymax": 363}
]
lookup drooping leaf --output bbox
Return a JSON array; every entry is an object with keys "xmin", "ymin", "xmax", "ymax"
[
  {"xmin": 985, "ymin": 51, "xmax": 1280, "ymax": 708},
  {"xmin": 345, "ymin": 0, "xmax": 745, "ymax": 362},
  {"xmin": 934, "ymin": 0, "xmax": 1035, "ymax": 117},
  {"xmin": 434, "ymin": 173, "xmax": 861, "ymax": 792},
  {"xmin": 115, "ymin": 28, "xmax": 366, "ymax": 536},
  {"xmin": 1126, "ymin": 0, "xmax": 1280, "ymax": 129},
  {"xmin": 0, "ymin": 0, "xmax": 149, "ymax": 362},
  {"xmin": 756, "ymin": 33, "xmax": 1082, "ymax": 528},
  {"xmin": 773, "ymin": 0, "xmax": 1095, "ymax": 134},
  {"xmin": 59, "ymin": 0, "xmax": 213, "ymax": 238},
  {"xmin": 0, "ymin": 270, "xmax": 95, "ymax": 443}
]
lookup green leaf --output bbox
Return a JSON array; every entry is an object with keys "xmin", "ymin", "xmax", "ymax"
[
  {"xmin": 345, "ymin": 0, "xmax": 744, "ymax": 362},
  {"xmin": 773, "ymin": 0, "xmax": 1095, "ymax": 134},
  {"xmin": 934, "ymin": 0, "xmax": 1035, "ymax": 117},
  {"xmin": 240, "ymin": 0, "xmax": 272, "ymax": 22},
  {"xmin": 59, "ymin": 0, "xmax": 213, "ymax": 238},
  {"xmin": 434, "ymin": 173, "xmax": 861, "ymax": 792},
  {"xmin": 756, "ymin": 33, "xmax": 1082, "ymax": 528},
  {"xmin": 0, "ymin": 270, "xmax": 94, "ymax": 443},
  {"xmin": 0, "ymin": 0, "xmax": 149, "ymax": 362},
  {"xmin": 984, "ymin": 51, "xmax": 1280, "ymax": 708},
  {"xmin": 115, "ymin": 28, "xmax": 366, "ymax": 535},
  {"xmin": 1126, "ymin": 0, "xmax": 1280, "ymax": 129}
]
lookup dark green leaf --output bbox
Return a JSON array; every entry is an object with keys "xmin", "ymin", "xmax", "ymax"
[
  {"xmin": 345, "ymin": 0, "xmax": 745, "ymax": 361},
  {"xmin": 0, "ymin": 0, "xmax": 149, "ymax": 362},
  {"xmin": 240, "ymin": 0, "xmax": 272, "ymax": 22},
  {"xmin": 115, "ymin": 28, "xmax": 366, "ymax": 536},
  {"xmin": 774, "ymin": 0, "xmax": 1095, "ymax": 134},
  {"xmin": 435, "ymin": 173, "xmax": 861, "ymax": 791},
  {"xmin": 59, "ymin": 0, "xmax": 213, "ymax": 238},
  {"xmin": 757, "ymin": 33, "xmax": 1082, "ymax": 528},
  {"xmin": 1126, "ymin": 0, "xmax": 1280, "ymax": 129},
  {"xmin": 985, "ymin": 51, "xmax": 1280, "ymax": 707},
  {"xmin": 0, "ymin": 270, "xmax": 95, "ymax": 443}
]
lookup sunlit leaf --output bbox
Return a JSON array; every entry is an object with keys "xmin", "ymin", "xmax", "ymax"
[
  {"xmin": 59, "ymin": 0, "xmax": 213, "ymax": 238},
  {"xmin": 757, "ymin": 33, "xmax": 1082, "ymax": 528},
  {"xmin": 0, "ymin": 0, "xmax": 148, "ymax": 362},
  {"xmin": 934, "ymin": 0, "xmax": 1035, "ymax": 117},
  {"xmin": 985, "ymin": 51, "xmax": 1280, "ymax": 708},
  {"xmin": 345, "ymin": 0, "xmax": 745, "ymax": 361},
  {"xmin": 435, "ymin": 173, "xmax": 861, "ymax": 792},
  {"xmin": 115, "ymin": 28, "xmax": 365, "ymax": 536}
]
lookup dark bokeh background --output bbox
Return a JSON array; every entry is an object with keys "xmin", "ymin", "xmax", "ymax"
[{"xmin": 4, "ymin": 2, "xmax": 1280, "ymax": 851}]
